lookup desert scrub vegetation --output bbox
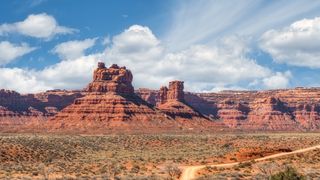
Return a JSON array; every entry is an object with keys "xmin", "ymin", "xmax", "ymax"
[
  {"xmin": 197, "ymin": 147, "xmax": 320, "ymax": 179},
  {"xmin": 269, "ymin": 166, "xmax": 305, "ymax": 180},
  {"xmin": 0, "ymin": 133, "xmax": 320, "ymax": 179}
]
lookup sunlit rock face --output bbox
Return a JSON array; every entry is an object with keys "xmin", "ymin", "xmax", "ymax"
[
  {"xmin": 46, "ymin": 63, "xmax": 216, "ymax": 133},
  {"xmin": 86, "ymin": 62, "xmax": 134, "ymax": 94},
  {"xmin": 138, "ymin": 88, "xmax": 320, "ymax": 131}
]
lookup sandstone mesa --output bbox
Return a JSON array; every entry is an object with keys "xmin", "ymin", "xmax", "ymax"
[{"xmin": 1, "ymin": 62, "xmax": 320, "ymax": 133}]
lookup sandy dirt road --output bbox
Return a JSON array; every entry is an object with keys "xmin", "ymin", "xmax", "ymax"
[{"xmin": 180, "ymin": 144, "xmax": 320, "ymax": 180}]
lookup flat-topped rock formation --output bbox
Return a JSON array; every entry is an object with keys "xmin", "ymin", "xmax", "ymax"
[
  {"xmin": 0, "ymin": 89, "xmax": 83, "ymax": 116},
  {"xmin": 137, "ymin": 88, "xmax": 320, "ymax": 131},
  {"xmin": 2, "ymin": 62, "xmax": 320, "ymax": 132},
  {"xmin": 192, "ymin": 89, "xmax": 320, "ymax": 130},
  {"xmin": 86, "ymin": 62, "xmax": 134, "ymax": 93},
  {"xmin": 0, "ymin": 89, "xmax": 83, "ymax": 131},
  {"xmin": 47, "ymin": 63, "xmax": 214, "ymax": 133}
]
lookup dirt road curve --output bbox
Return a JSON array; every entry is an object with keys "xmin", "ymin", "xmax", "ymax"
[{"xmin": 180, "ymin": 144, "xmax": 320, "ymax": 180}]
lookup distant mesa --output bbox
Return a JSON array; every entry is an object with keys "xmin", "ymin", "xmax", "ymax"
[{"xmin": 2, "ymin": 61, "xmax": 320, "ymax": 133}]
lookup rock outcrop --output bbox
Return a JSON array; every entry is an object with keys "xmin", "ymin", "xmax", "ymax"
[
  {"xmin": 167, "ymin": 81, "xmax": 184, "ymax": 101},
  {"xmin": 136, "ymin": 88, "xmax": 320, "ymax": 131},
  {"xmin": 2, "ymin": 62, "xmax": 320, "ymax": 132},
  {"xmin": 216, "ymin": 99, "xmax": 249, "ymax": 128},
  {"xmin": 48, "ymin": 63, "xmax": 207, "ymax": 133},
  {"xmin": 86, "ymin": 63, "xmax": 134, "ymax": 94},
  {"xmin": 0, "ymin": 89, "xmax": 83, "ymax": 131},
  {"xmin": 243, "ymin": 97, "xmax": 298, "ymax": 130},
  {"xmin": 159, "ymin": 86, "xmax": 168, "ymax": 104},
  {"xmin": 157, "ymin": 81, "xmax": 207, "ymax": 120}
]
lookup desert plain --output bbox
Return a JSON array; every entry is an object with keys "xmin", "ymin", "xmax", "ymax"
[{"xmin": 1, "ymin": 133, "xmax": 320, "ymax": 179}]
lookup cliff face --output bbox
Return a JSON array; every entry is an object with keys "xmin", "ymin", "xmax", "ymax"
[
  {"xmin": 157, "ymin": 81, "xmax": 203, "ymax": 119},
  {"xmin": 137, "ymin": 88, "xmax": 320, "ymax": 131},
  {"xmin": 86, "ymin": 63, "xmax": 134, "ymax": 94},
  {"xmin": 46, "ymin": 63, "xmax": 213, "ymax": 133},
  {"xmin": 0, "ymin": 89, "xmax": 83, "ymax": 116},
  {"xmin": 2, "ymin": 63, "xmax": 320, "ymax": 131},
  {"xmin": 0, "ymin": 89, "xmax": 83, "ymax": 131}
]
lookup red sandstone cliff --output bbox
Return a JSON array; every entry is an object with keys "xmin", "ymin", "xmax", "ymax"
[
  {"xmin": 157, "ymin": 81, "xmax": 203, "ymax": 119},
  {"xmin": 137, "ymin": 88, "xmax": 320, "ymax": 131},
  {"xmin": 86, "ymin": 63, "xmax": 134, "ymax": 94},
  {"xmin": 45, "ymin": 63, "xmax": 214, "ymax": 133},
  {"xmin": 2, "ymin": 63, "xmax": 320, "ymax": 132},
  {"xmin": 0, "ymin": 89, "xmax": 83, "ymax": 131}
]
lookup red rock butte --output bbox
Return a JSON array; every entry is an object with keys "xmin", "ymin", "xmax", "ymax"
[
  {"xmin": 86, "ymin": 62, "xmax": 134, "ymax": 94},
  {"xmin": 43, "ymin": 62, "xmax": 213, "ymax": 133},
  {"xmin": 2, "ymin": 62, "xmax": 320, "ymax": 133}
]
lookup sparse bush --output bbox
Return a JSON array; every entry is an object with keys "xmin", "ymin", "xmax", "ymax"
[
  {"xmin": 238, "ymin": 161, "xmax": 252, "ymax": 168},
  {"xmin": 165, "ymin": 164, "xmax": 182, "ymax": 179},
  {"xmin": 269, "ymin": 166, "xmax": 305, "ymax": 180}
]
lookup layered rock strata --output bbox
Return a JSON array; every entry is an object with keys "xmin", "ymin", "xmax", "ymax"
[
  {"xmin": 156, "ymin": 81, "xmax": 208, "ymax": 122},
  {"xmin": 86, "ymin": 63, "xmax": 134, "ymax": 94},
  {"xmin": 137, "ymin": 88, "xmax": 320, "ymax": 131},
  {"xmin": 2, "ymin": 62, "xmax": 320, "ymax": 131},
  {"xmin": 0, "ymin": 89, "xmax": 83, "ymax": 131},
  {"xmin": 49, "ymin": 63, "xmax": 205, "ymax": 132}
]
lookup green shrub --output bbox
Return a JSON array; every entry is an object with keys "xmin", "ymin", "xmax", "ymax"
[{"xmin": 270, "ymin": 167, "xmax": 305, "ymax": 180}]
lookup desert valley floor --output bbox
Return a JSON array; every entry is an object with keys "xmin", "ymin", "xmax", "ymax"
[{"xmin": 1, "ymin": 133, "xmax": 320, "ymax": 179}]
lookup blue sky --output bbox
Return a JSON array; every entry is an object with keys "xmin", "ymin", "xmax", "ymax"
[{"xmin": 1, "ymin": 0, "xmax": 320, "ymax": 93}]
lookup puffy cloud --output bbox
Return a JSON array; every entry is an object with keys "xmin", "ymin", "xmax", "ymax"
[
  {"xmin": 0, "ymin": 68, "xmax": 51, "ymax": 93},
  {"xmin": 262, "ymin": 71, "xmax": 292, "ymax": 89},
  {"xmin": 0, "ymin": 41, "xmax": 36, "ymax": 65},
  {"xmin": 260, "ymin": 17, "xmax": 320, "ymax": 68},
  {"xmin": 110, "ymin": 25, "xmax": 162, "ymax": 57},
  {"xmin": 0, "ymin": 25, "xmax": 290, "ymax": 93},
  {"xmin": 105, "ymin": 25, "xmax": 165, "ymax": 88},
  {"xmin": 105, "ymin": 26, "xmax": 273, "ymax": 92},
  {"xmin": 0, "ymin": 54, "xmax": 101, "ymax": 93},
  {"xmin": 52, "ymin": 38, "xmax": 97, "ymax": 60},
  {"xmin": 0, "ymin": 13, "xmax": 76, "ymax": 39},
  {"xmin": 38, "ymin": 54, "xmax": 101, "ymax": 90}
]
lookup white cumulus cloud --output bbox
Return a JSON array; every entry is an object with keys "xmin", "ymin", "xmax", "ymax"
[
  {"xmin": 262, "ymin": 71, "xmax": 292, "ymax": 89},
  {"xmin": 260, "ymin": 17, "xmax": 320, "ymax": 68},
  {"xmin": 0, "ymin": 13, "xmax": 76, "ymax": 39},
  {"xmin": 0, "ymin": 25, "xmax": 291, "ymax": 93},
  {"xmin": 38, "ymin": 54, "xmax": 101, "ymax": 89},
  {"xmin": 0, "ymin": 68, "xmax": 51, "ymax": 93},
  {"xmin": 105, "ymin": 25, "xmax": 275, "ymax": 92},
  {"xmin": 52, "ymin": 38, "xmax": 97, "ymax": 60},
  {"xmin": 0, "ymin": 41, "xmax": 36, "ymax": 65},
  {"xmin": 0, "ymin": 54, "xmax": 101, "ymax": 93}
]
